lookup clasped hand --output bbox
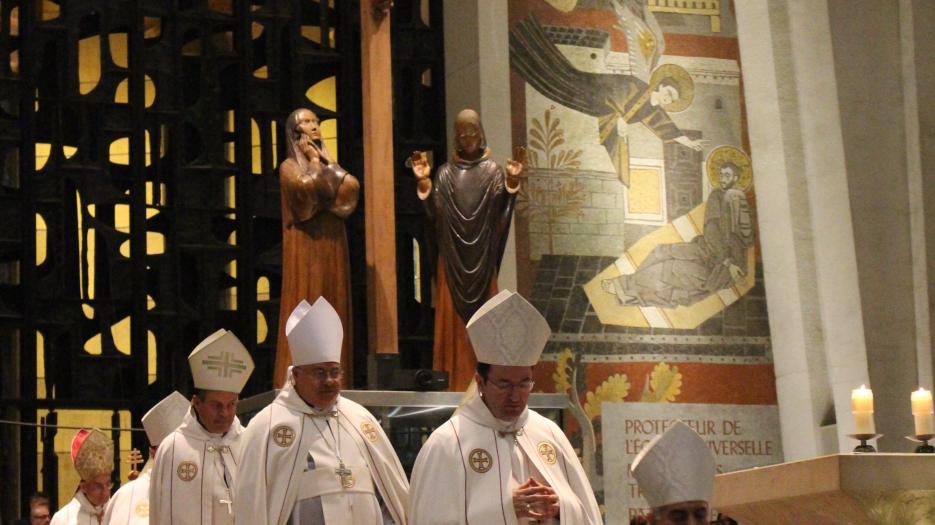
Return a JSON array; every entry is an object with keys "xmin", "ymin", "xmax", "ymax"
[{"xmin": 512, "ymin": 477, "xmax": 559, "ymax": 521}]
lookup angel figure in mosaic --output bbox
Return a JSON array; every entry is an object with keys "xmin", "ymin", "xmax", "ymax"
[{"xmin": 509, "ymin": 12, "xmax": 704, "ymax": 187}]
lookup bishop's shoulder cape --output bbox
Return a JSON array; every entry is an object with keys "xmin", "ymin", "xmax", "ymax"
[
  {"xmin": 409, "ymin": 395, "xmax": 602, "ymax": 525},
  {"xmin": 232, "ymin": 384, "xmax": 409, "ymax": 525},
  {"xmin": 149, "ymin": 408, "xmax": 244, "ymax": 525},
  {"xmin": 51, "ymin": 490, "xmax": 106, "ymax": 525},
  {"xmin": 103, "ymin": 462, "xmax": 153, "ymax": 524}
]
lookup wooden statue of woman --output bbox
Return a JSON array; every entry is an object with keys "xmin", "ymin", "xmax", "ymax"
[
  {"xmin": 410, "ymin": 109, "xmax": 525, "ymax": 390},
  {"xmin": 273, "ymin": 108, "xmax": 360, "ymax": 387}
]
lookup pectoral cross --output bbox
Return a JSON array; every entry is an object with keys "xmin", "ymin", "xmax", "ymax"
[
  {"xmin": 335, "ymin": 462, "xmax": 354, "ymax": 489},
  {"xmin": 220, "ymin": 488, "xmax": 233, "ymax": 515}
]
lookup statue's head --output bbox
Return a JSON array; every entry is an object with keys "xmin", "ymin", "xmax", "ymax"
[
  {"xmin": 285, "ymin": 108, "xmax": 322, "ymax": 162},
  {"xmin": 453, "ymin": 109, "xmax": 487, "ymax": 160}
]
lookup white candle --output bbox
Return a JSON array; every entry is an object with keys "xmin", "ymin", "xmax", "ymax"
[
  {"xmin": 912, "ymin": 388, "xmax": 934, "ymax": 435},
  {"xmin": 852, "ymin": 385, "xmax": 874, "ymax": 413},
  {"xmin": 914, "ymin": 414, "xmax": 934, "ymax": 436},
  {"xmin": 853, "ymin": 411, "xmax": 876, "ymax": 435}
]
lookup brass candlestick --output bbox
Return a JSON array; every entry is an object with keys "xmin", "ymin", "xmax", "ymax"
[
  {"xmin": 847, "ymin": 433, "xmax": 882, "ymax": 453},
  {"xmin": 906, "ymin": 433, "xmax": 935, "ymax": 453}
]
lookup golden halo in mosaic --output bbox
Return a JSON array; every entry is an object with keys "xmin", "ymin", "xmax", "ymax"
[
  {"xmin": 649, "ymin": 64, "xmax": 694, "ymax": 113},
  {"xmin": 706, "ymin": 146, "xmax": 753, "ymax": 192}
]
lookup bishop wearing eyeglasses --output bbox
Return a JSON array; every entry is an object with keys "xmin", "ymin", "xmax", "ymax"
[
  {"xmin": 409, "ymin": 290, "xmax": 602, "ymax": 525},
  {"xmin": 233, "ymin": 298, "xmax": 409, "ymax": 525}
]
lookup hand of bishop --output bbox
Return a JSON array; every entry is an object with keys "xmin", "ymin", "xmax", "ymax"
[{"xmin": 512, "ymin": 477, "xmax": 560, "ymax": 520}]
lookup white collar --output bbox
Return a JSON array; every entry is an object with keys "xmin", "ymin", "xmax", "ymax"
[{"xmin": 460, "ymin": 393, "xmax": 529, "ymax": 434}]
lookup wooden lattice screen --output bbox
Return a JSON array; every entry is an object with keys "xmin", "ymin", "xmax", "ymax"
[{"xmin": 0, "ymin": 0, "xmax": 368, "ymax": 512}]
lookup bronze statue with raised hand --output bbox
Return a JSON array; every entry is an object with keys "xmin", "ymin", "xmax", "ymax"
[{"xmin": 410, "ymin": 109, "xmax": 525, "ymax": 391}]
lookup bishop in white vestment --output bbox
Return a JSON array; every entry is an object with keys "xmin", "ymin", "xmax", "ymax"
[
  {"xmin": 149, "ymin": 329, "xmax": 255, "ymax": 525},
  {"xmin": 631, "ymin": 421, "xmax": 716, "ymax": 525},
  {"xmin": 103, "ymin": 391, "xmax": 189, "ymax": 525},
  {"xmin": 52, "ymin": 429, "xmax": 115, "ymax": 525},
  {"xmin": 409, "ymin": 290, "xmax": 603, "ymax": 525},
  {"xmin": 234, "ymin": 298, "xmax": 409, "ymax": 525}
]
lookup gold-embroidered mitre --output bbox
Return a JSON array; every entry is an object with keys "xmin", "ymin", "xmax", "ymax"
[{"xmin": 71, "ymin": 428, "xmax": 114, "ymax": 480}]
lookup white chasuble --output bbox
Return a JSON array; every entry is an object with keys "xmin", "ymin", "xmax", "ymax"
[
  {"xmin": 103, "ymin": 462, "xmax": 154, "ymax": 524},
  {"xmin": 51, "ymin": 490, "xmax": 106, "ymax": 525},
  {"xmin": 149, "ymin": 409, "xmax": 244, "ymax": 525},
  {"xmin": 409, "ymin": 395, "xmax": 602, "ymax": 525},
  {"xmin": 233, "ymin": 383, "xmax": 409, "ymax": 525}
]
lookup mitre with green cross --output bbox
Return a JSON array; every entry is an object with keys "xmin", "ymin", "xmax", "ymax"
[{"xmin": 188, "ymin": 329, "xmax": 255, "ymax": 394}]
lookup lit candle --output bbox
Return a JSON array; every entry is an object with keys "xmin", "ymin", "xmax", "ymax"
[
  {"xmin": 912, "ymin": 388, "xmax": 935, "ymax": 436},
  {"xmin": 851, "ymin": 385, "xmax": 874, "ymax": 413},
  {"xmin": 852, "ymin": 385, "xmax": 875, "ymax": 434}
]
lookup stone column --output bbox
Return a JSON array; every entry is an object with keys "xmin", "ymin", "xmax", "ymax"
[
  {"xmin": 738, "ymin": 0, "xmax": 935, "ymax": 453},
  {"xmin": 735, "ymin": 0, "xmax": 836, "ymax": 459}
]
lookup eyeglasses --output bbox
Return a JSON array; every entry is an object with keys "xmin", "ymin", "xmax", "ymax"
[
  {"xmin": 486, "ymin": 380, "xmax": 535, "ymax": 393},
  {"xmin": 299, "ymin": 367, "xmax": 343, "ymax": 381}
]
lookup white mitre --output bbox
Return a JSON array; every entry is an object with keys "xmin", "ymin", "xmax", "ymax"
[
  {"xmin": 466, "ymin": 290, "xmax": 551, "ymax": 366},
  {"xmin": 631, "ymin": 421, "xmax": 716, "ymax": 509},
  {"xmin": 142, "ymin": 391, "xmax": 190, "ymax": 445},
  {"xmin": 188, "ymin": 329, "xmax": 254, "ymax": 393},
  {"xmin": 286, "ymin": 297, "xmax": 343, "ymax": 365}
]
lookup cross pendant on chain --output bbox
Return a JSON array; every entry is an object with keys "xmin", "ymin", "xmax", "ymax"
[{"xmin": 335, "ymin": 462, "xmax": 354, "ymax": 489}]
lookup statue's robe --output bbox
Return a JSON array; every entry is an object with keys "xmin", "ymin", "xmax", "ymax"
[
  {"xmin": 274, "ymin": 158, "xmax": 359, "ymax": 387},
  {"xmin": 425, "ymin": 150, "xmax": 517, "ymax": 391}
]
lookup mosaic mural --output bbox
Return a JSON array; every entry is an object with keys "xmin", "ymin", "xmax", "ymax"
[{"xmin": 507, "ymin": 0, "xmax": 781, "ymax": 514}]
